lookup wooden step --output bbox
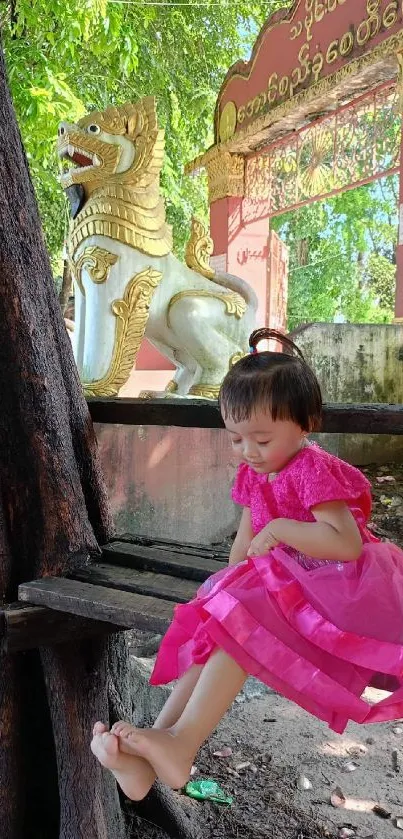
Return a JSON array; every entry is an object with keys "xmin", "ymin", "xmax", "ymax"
[
  {"xmin": 113, "ymin": 534, "xmax": 230, "ymax": 561},
  {"xmin": 72, "ymin": 563, "xmax": 199, "ymax": 604},
  {"xmin": 18, "ymin": 577, "xmax": 174, "ymax": 632},
  {"xmin": 102, "ymin": 541, "xmax": 222, "ymax": 581}
]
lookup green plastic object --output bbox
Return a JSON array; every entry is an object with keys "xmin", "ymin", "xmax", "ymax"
[{"xmin": 185, "ymin": 779, "xmax": 233, "ymax": 805}]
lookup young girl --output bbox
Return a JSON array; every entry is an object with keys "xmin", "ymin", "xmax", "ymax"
[{"xmin": 91, "ymin": 327, "xmax": 403, "ymax": 801}]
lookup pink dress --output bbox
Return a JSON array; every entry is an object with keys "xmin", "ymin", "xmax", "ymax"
[{"xmin": 151, "ymin": 443, "xmax": 403, "ymax": 733}]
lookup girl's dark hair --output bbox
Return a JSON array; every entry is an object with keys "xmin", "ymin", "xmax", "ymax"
[{"xmin": 219, "ymin": 328, "xmax": 322, "ymax": 432}]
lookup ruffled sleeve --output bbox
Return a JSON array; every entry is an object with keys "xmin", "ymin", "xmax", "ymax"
[
  {"xmin": 231, "ymin": 463, "xmax": 252, "ymax": 507},
  {"xmin": 297, "ymin": 446, "xmax": 372, "ymax": 522}
]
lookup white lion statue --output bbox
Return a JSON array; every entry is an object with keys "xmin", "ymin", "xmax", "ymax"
[{"xmin": 58, "ymin": 97, "xmax": 257, "ymax": 398}]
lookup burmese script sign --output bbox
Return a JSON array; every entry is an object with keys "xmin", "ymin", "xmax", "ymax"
[{"xmin": 216, "ymin": 0, "xmax": 403, "ymax": 143}]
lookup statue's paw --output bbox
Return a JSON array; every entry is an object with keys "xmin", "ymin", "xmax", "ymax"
[
  {"xmin": 138, "ymin": 390, "xmax": 159, "ymax": 399},
  {"xmin": 138, "ymin": 389, "xmax": 180, "ymax": 399}
]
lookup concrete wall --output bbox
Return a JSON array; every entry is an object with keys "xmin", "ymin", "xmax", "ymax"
[
  {"xmin": 96, "ymin": 323, "xmax": 403, "ymax": 543},
  {"xmin": 290, "ymin": 323, "xmax": 403, "ymax": 464},
  {"xmin": 291, "ymin": 323, "xmax": 403, "ymax": 403},
  {"xmin": 96, "ymin": 423, "xmax": 239, "ymax": 544}
]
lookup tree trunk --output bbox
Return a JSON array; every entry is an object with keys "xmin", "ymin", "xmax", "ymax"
[
  {"xmin": 58, "ymin": 259, "xmax": 72, "ymax": 315},
  {"xmin": 41, "ymin": 640, "xmax": 128, "ymax": 839},
  {"xmin": 0, "ymin": 34, "xmax": 197, "ymax": 839}
]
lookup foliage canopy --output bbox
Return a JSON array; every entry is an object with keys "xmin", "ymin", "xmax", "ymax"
[
  {"xmin": 2, "ymin": 0, "xmax": 398, "ymax": 325},
  {"xmin": 2, "ymin": 0, "xmax": 282, "ymax": 270}
]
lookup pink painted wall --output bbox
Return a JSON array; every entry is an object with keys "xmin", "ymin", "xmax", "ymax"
[{"xmin": 121, "ymin": 337, "xmax": 174, "ymax": 397}]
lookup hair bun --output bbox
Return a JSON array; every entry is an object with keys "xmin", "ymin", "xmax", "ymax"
[{"xmin": 249, "ymin": 328, "xmax": 304, "ymax": 360}]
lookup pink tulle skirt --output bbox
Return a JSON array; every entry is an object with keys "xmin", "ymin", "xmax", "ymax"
[{"xmin": 150, "ymin": 543, "xmax": 403, "ymax": 733}]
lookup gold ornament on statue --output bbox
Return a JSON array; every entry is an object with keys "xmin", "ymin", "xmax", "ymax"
[
  {"xmin": 229, "ymin": 351, "xmax": 247, "ymax": 367},
  {"xmin": 72, "ymin": 246, "xmax": 118, "ymax": 295},
  {"xmin": 59, "ymin": 97, "xmax": 173, "ymax": 261},
  {"xmin": 189, "ymin": 384, "xmax": 221, "ymax": 399},
  {"xmin": 167, "ymin": 288, "xmax": 246, "ymax": 324},
  {"xmin": 83, "ymin": 267, "xmax": 162, "ymax": 397},
  {"xmin": 185, "ymin": 217, "xmax": 214, "ymax": 279}
]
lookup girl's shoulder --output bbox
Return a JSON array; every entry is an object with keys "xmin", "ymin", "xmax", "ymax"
[
  {"xmin": 300, "ymin": 443, "xmax": 370, "ymax": 483},
  {"xmin": 287, "ymin": 443, "xmax": 372, "ymax": 514}
]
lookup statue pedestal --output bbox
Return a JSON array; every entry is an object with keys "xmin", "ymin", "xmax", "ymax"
[{"xmin": 119, "ymin": 369, "xmax": 172, "ymax": 398}]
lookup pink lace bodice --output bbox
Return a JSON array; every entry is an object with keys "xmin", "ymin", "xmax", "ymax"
[{"xmin": 232, "ymin": 443, "xmax": 377, "ymax": 569}]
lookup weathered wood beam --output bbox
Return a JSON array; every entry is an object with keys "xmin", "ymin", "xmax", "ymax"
[
  {"xmin": 73, "ymin": 563, "xmax": 199, "ymax": 604},
  {"xmin": 116, "ymin": 532, "xmax": 230, "ymax": 560},
  {"xmin": 0, "ymin": 602, "xmax": 121, "ymax": 653},
  {"xmin": 88, "ymin": 398, "xmax": 403, "ymax": 434},
  {"xmin": 102, "ymin": 541, "xmax": 223, "ymax": 581},
  {"xmin": 18, "ymin": 577, "xmax": 174, "ymax": 631}
]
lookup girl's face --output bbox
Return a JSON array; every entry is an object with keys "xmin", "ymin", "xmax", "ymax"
[{"xmin": 224, "ymin": 408, "xmax": 305, "ymax": 475}]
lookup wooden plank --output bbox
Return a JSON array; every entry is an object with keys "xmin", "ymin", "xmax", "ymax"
[
  {"xmin": 131, "ymin": 542, "xmax": 228, "ymax": 561},
  {"xmin": 72, "ymin": 563, "xmax": 199, "ymax": 604},
  {"xmin": 1, "ymin": 602, "xmax": 122, "ymax": 653},
  {"xmin": 88, "ymin": 397, "xmax": 222, "ymax": 429},
  {"xmin": 18, "ymin": 578, "xmax": 175, "ymax": 632},
  {"xmin": 323, "ymin": 403, "xmax": 403, "ymax": 435},
  {"xmin": 88, "ymin": 397, "xmax": 403, "ymax": 434},
  {"xmin": 109, "ymin": 534, "xmax": 229, "ymax": 562},
  {"xmin": 101, "ymin": 541, "xmax": 222, "ymax": 581}
]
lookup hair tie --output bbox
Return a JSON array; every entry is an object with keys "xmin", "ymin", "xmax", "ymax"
[{"xmin": 248, "ymin": 328, "xmax": 305, "ymax": 360}]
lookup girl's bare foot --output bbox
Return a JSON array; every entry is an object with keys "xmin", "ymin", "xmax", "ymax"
[
  {"xmin": 116, "ymin": 724, "xmax": 194, "ymax": 790},
  {"xmin": 90, "ymin": 721, "xmax": 155, "ymax": 801}
]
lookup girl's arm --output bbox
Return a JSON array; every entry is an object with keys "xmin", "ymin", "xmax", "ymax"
[
  {"xmin": 249, "ymin": 501, "xmax": 363, "ymax": 562},
  {"xmin": 229, "ymin": 507, "xmax": 254, "ymax": 566}
]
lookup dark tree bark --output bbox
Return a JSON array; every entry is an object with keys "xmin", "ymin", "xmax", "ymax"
[
  {"xmin": 41, "ymin": 640, "xmax": 127, "ymax": 839},
  {"xmin": 0, "ymin": 35, "xmax": 198, "ymax": 839},
  {"xmin": 0, "ymin": 28, "xmax": 119, "ymax": 839},
  {"xmin": 58, "ymin": 260, "xmax": 72, "ymax": 315}
]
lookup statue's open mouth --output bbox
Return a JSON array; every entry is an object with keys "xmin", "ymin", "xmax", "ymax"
[{"xmin": 59, "ymin": 145, "xmax": 101, "ymax": 173}]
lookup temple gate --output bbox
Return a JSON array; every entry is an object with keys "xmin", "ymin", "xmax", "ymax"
[{"xmin": 186, "ymin": 0, "xmax": 403, "ymax": 326}]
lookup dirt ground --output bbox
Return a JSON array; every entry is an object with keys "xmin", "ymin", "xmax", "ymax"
[
  {"xmin": 361, "ymin": 463, "xmax": 403, "ymax": 549},
  {"xmin": 193, "ymin": 682, "xmax": 403, "ymax": 839},
  {"xmin": 130, "ymin": 463, "xmax": 403, "ymax": 839}
]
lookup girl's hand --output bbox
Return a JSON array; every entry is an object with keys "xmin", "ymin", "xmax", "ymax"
[{"xmin": 247, "ymin": 525, "xmax": 279, "ymax": 557}]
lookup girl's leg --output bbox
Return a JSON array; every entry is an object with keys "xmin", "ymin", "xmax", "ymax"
[
  {"xmin": 156, "ymin": 663, "xmax": 204, "ymax": 727},
  {"xmin": 91, "ymin": 664, "xmax": 203, "ymax": 799},
  {"xmin": 118, "ymin": 649, "xmax": 247, "ymax": 789}
]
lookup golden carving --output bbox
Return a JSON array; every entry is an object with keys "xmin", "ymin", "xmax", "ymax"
[
  {"xmin": 164, "ymin": 379, "xmax": 179, "ymax": 394},
  {"xmin": 205, "ymin": 151, "xmax": 244, "ymax": 203},
  {"xmin": 59, "ymin": 97, "xmax": 173, "ymax": 260},
  {"xmin": 229, "ymin": 351, "xmax": 247, "ymax": 367},
  {"xmin": 298, "ymin": 127, "xmax": 334, "ymax": 196},
  {"xmin": 189, "ymin": 384, "xmax": 220, "ymax": 400},
  {"xmin": 138, "ymin": 390, "xmax": 158, "ymax": 399},
  {"xmin": 73, "ymin": 246, "xmax": 118, "ymax": 295},
  {"xmin": 67, "ymin": 183, "xmax": 172, "ymax": 259},
  {"xmin": 185, "ymin": 217, "xmax": 214, "ymax": 279},
  {"xmin": 83, "ymin": 267, "xmax": 162, "ymax": 397},
  {"xmin": 167, "ymin": 289, "xmax": 247, "ymax": 324},
  {"xmin": 244, "ymin": 83, "xmax": 398, "ymax": 211},
  {"xmin": 187, "ymin": 21, "xmax": 403, "ymax": 176},
  {"xmin": 221, "ymin": 0, "xmax": 398, "ymax": 133},
  {"xmin": 219, "ymin": 101, "xmax": 237, "ymax": 143}
]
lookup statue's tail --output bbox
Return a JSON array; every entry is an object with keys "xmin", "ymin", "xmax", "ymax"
[{"xmin": 212, "ymin": 271, "xmax": 258, "ymax": 317}]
